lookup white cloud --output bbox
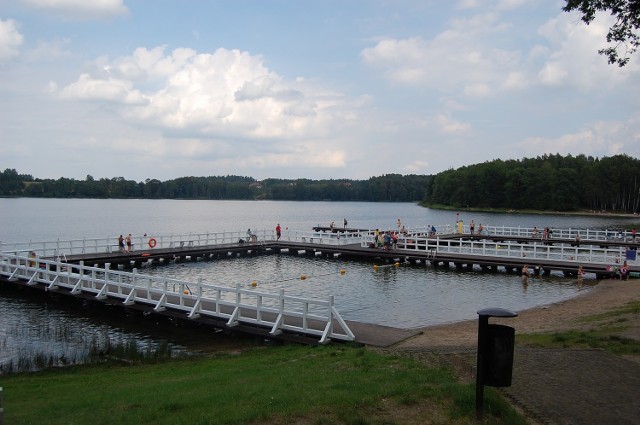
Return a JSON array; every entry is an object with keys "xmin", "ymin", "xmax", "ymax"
[
  {"xmin": 535, "ymin": 12, "xmax": 636, "ymax": 90},
  {"xmin": 361, "ymin": 4, "xmax": 640, "ymax": 105},
  {"xmin": 519, "ymin": 118, "xmax": 640, "ymax": 158},
  {"xmin": 24, "ymin": 38, "xmax": 72, "ymax": 62},
  {"xmin": 360, "ymin": 12, "xmax": 523, "ymax": 95},
  {"xmin": 21, "ymin": 0, "xmax": 129, "ymax": 19},
  {"xmin": 0, "ymin": 19, "xmax": 24, "ymax": 60},
  {"xmin": 56, "ymin": 73, "xmax": 148, "ymax": 104},
  {"xmin": 48, "ymin": 45, "xmax": 361, "ymax": 175},
  {"xmin": 436, "ymin": 114, "xmax": 472, "ymax": 134},
  {"xmin": 403, "ymin": 160, "xmax": 429, "ymax": 174},
  {"xmin": 54, "ymin": 46, "xmax": 357, "ymax": 142},
  {"xmin": 463, "ymin": 83, "xmax": 491, "ymax": 97}
]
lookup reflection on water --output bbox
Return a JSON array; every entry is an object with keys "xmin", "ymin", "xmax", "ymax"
[{"xmin": 0, "ymin": 285, "xmax": 258, "ymax": 375}]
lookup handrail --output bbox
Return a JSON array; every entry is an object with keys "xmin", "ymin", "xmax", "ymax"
[
  {"xmin": 3, "ymin": 225, "xmax": 636, "ymax": 258},
  {"xmin": 0, "ymin": 230, "xmax": 276, "ymax": 258},
  {"xmin": 0, "ymin": 252, "xmax": 355, "ymax": 343},
  {"xmin": 280, "ymin": 229, "xmax": 370, "ymax": 246},
  {"xmin": 426, "ymin": 224, "xmax": 636, "ymax": 242},
  {"xmin": 373, "ymin": 235, "xmax": 637, "ymax": 266}
]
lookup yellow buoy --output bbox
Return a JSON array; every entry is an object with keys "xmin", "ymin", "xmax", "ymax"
[
  {"xmin": 373, "ymin": 264, "xmax": 379, "ymax": 270},
  {"xmin": 395, "ymin": 262, "xmax": 400, "ymax": 267},
  {"xmin": 300, "ymin": 274, "xmax": 307, "ymax": 280},
  {"xmin": 339, "ymin": 268, "xmax": 346, "ymax": 275},
  {"xmin": 251, "ymin": 280, "xmax": 258, "ymax": 287},
  {"xmin": 183, "ymin": 289, "xmax": 189, "ymax": 295}
]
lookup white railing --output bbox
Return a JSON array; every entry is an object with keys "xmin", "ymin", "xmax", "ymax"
[
  {"xmin": 377, "ymin": 236, "xmax": 637, "ymax": 266},
  {"xmin": 5, "ymin": 226, "xmax": 634, "ymax": 259},
  {"xmin": 0, "ymin": 252, "xmax": 355, "ymax": 343},
  {"xmin": 280, "ymin": 229, "xmax": 370, "ymax": 246},
  {"xmin": 0, "ymin": 230, "xmax": 275, "ymax": 258},
  {"xmin": 438, "ymin": 224, "xmax": 636, "ymax": 242}
]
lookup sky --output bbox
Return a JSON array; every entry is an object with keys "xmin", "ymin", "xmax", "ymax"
[{"xmin": 1, "ymin": 0, "xmax": 639, "ymax": 182}]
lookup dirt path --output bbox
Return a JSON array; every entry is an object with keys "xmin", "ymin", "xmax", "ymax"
[{"xmin": 392, "ymin": 279, "xmax": 640, "ymax": 425}]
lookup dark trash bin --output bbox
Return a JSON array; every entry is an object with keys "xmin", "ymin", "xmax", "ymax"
[
  {"xmin": 476, "ymin": 307, "xmax": 517, "ymax": 421},
  {"xmin": 483, "ymin": 324, "xmax": 515, "ymax": 387}
]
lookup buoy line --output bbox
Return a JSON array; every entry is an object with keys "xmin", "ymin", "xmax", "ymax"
[{"xmin": 247, "ymin": 268, "xmax": 347, "ymax": 287}]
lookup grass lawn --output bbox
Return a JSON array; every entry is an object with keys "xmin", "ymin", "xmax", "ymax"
[
  {"xmin": 516, "ymin": 301, "xmax": 640, "ymax": 356},
  {"xmin": 1, "ymin": 344, "xmax": 526, "ymax": 425}
]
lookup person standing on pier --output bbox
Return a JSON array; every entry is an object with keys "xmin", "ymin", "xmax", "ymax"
[
  {"xmin": 117, "ymin": 235, "xmax": 125, "ymax": 253},
  {"xmin": 470, "ymin": 220, "xmax": 475, "ymax": 235},
  {"xmin": 126, "ymin": 234, "xmax": 132, "ymax": 252},
  {"xmin": 276, "ymin": 223, "xmax": 281, "ymax": 240},
  {"xmin": 343, "ymin": 218, "xmax": 348, "ymax": 229}
]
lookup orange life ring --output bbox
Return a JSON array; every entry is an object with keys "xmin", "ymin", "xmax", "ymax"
[{"xmin": 148, "ymin": 238, "xmax": 157, "ymax": 248}]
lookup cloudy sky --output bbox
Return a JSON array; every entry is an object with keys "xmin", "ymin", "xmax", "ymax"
[{"xmin": 1, "ymin": 0, "xmax": 638, "ymax": 182}]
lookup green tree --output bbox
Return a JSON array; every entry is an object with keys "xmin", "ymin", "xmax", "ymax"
[{"xmin": 563, "ymin": 0, "xmax": 640, "ymax": 66}]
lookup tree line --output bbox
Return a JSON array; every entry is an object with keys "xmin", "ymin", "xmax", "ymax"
[
  {"xmin": 0, "ymin": 170, "xmax": 431, "ymax": 203},
  {"xmin": 424, "ymin": 154, "xmax": 640, "ymax": 213},
  {"xmin": 3, "ymin": 153, "xmax": 639, "ymax": 212}
]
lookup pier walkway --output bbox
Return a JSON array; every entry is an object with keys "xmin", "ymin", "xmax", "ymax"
[
  {"xmin": 14, "ymin": 225, "xmax": 635, "ymax": 279},
  {"xmin": 1, "ymin": 225, "xmax": 638, "ymax": 345}
]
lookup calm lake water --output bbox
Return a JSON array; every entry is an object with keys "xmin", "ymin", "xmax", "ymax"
[{"xmin": 1, "ymin": 198, "xmax": 636, "ymax": 372}]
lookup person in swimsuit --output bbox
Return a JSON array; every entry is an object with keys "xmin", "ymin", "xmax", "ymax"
[{"xmin": 521, "ymin": 264, "xmax": 530, "ymax": 284}]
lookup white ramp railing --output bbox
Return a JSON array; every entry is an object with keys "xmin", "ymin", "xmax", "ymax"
[{"xmin": 0, "ymin": 252, "xmax": 354, "ymax": 343}]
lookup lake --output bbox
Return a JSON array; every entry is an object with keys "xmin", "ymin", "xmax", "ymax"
[{"xmin": 1, "ymin": 198, "xmax": 636, "ymax": 372}]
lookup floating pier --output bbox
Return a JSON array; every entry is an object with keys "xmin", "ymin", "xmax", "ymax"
[{"xmin": 1, "ymin": 225, "xmax": 637, "ymax": 345}]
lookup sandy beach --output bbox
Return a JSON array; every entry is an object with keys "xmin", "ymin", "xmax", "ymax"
[{"xmin": 395, "ymin": 279, "xmax": 640, "ymax": 351}]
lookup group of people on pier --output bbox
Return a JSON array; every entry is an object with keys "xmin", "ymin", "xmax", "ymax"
[
  {"xmin": 367, "ymin": 229, "xmax": 399, "ymax": 250},
  {"xmin": 531, "ymin": 226, "xmax": 554, "ymax": 240},
  {"xmin": 117, "ymin": 234, "xmax": 133, "ymax": 252},
  {"xmin": 453, "ymin": 218, "xmax": 485, "ymax": 235}
]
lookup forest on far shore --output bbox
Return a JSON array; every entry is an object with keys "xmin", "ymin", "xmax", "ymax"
[
  {"xmin": 424, "ymin": 154, "xmax": 640, "ymax": 214},
  {"xmin": 0, "ymin": 170, "xmax": 430, "ymax": 203},
  {"xmin": 1, "ymin": 154, "xmax": 639, "ymax": 213}
]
